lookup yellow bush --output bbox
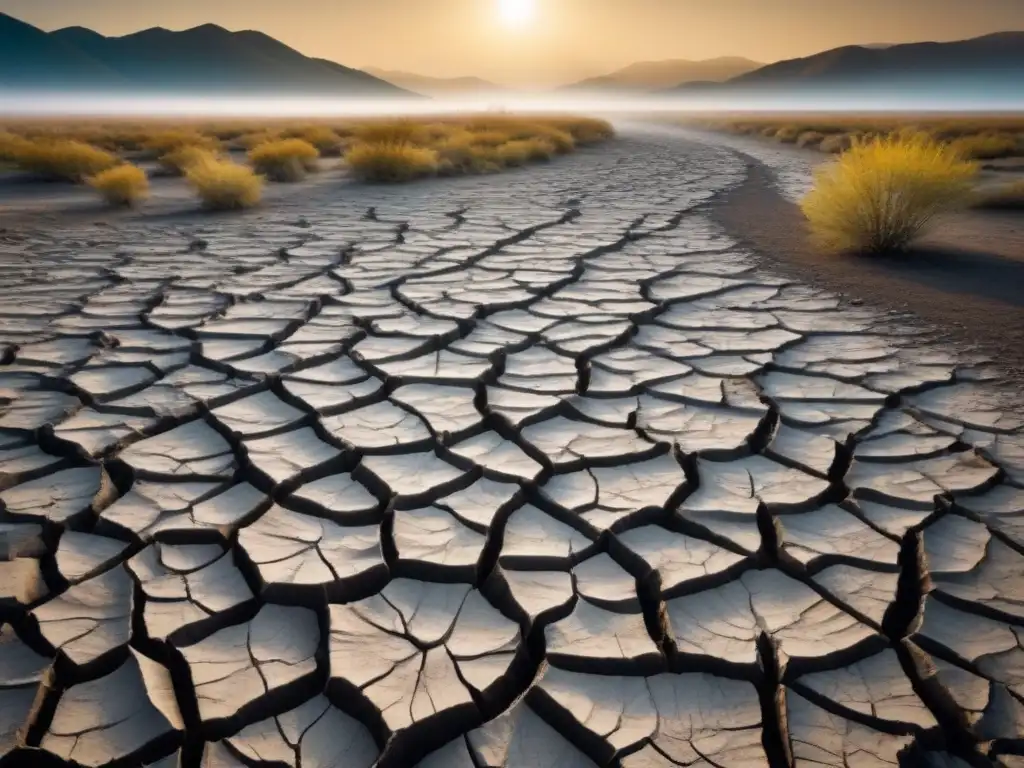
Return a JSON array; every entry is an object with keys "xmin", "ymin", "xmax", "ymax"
[
  {"xmin": 469, "ymin": 130, "xmax": 511, "ymax": 148},
  {"xmin": 143, "ymin": 130, "xmax": 218, "ymax": 158},
  {"xmin": 248, "ymin": 138, "xmax": 319, "ymax": 182},
  {"xmin": 972, "ymin": 181, "xmax": 1024, "ymax": 210},
  {"xmin": 497, "ymin": 139, "xmax": 555, "ymax": 166},
  {"xmin": 294, "ymin": 126, "xmax": 345, "ymax": 155},
  {"xmin": 527, "ymin": 126, "xmax": 575, "ymax": 154},
  {"xmin": 0, "ymin": 131, "xmax": 33, "ymax": 163},
  {"xmin": 353, "ymin": 121, "xmax": 425, "ymax": 145},
  {"xmin": 235, "ymin": 131, "xmax": 280, "ymax": 151},
  {"xmin": 800, "ymin": 133, "xmax": 977, "ymax": 253},
  {"xmin": 87, "ymin": 164, "xmax": 149, "ymax": 207},
  {"xmin": 159, "ymin": 145, "xmax": 220, "ymax": 176},
  {"xmin": 555, "ymin": 117, "xmax": 615, "ymax": 145},
  {"xmin": 796, "ymin": 131, "xmax": 825, "ymax": 148},
  {"xmin": 185, "ymin": 158, "xmax": 263, "ymax": 210},
  {"xmin": 819, "ymin": 133, "xmax": 855, "ymax": 154},
  {"xmin": 345, "ymin": 141, "xmax": 439, "ymax": 183},
  {"xmin": 950, "ymin": 133, "xmax": 1021, "ymax": 160},
  {"xmin": 15, "ymin": 139, "xmax": 120, "ymax": 182},
  {"xmin": 773, "ymin": 125, "xmax": 803, "ymax": 143}
]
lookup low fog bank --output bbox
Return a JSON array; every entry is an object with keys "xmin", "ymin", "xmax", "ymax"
[{"xmin": 1, "ymin": 87, "xmax": 1020, "ymax": 117}]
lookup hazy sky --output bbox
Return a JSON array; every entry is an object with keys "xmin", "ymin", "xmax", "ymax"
[{"xmin": 4, "ymin": 0, "xmax": 1023, "ymax": 86}]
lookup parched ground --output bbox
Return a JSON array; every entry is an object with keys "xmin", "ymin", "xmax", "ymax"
[{"xmin": 1, "ymin": 126, "xmax": 1023, "ymax": 768}]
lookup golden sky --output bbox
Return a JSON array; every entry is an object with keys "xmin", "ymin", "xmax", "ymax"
[{"xmin": 4, "ymin": 0, "xmax": 1023, "ymax": 86}]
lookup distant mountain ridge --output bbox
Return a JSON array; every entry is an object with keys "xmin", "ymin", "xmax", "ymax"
[
  {"xmin": 363, "ymin": 68, "xmax": 507, "ymax": 97},
  {"xmin": 0, "ymin": 12, "xmax": 410, "ymax": 96},
  {"xmin": 564, "ymin": 57, "xmax": 763, "ymax": 92},
  {"xmin": 672, "ymin": 31, "xmax": 1024, "ymax": 93}
]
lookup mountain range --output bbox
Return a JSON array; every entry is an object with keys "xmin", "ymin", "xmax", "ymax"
[
  {"xmin": 564, "ymin": 57, "xmax": 763, "ymax": 92},
  {"xmin": 673, "ymin": 31, "xmax": 1024, "ymax": 94},
  {"xmin": 0, "ymin": 11, "xmax": 409, "ymax": 95},
  {"xmin": 1, "ymin": 9, "xmax": 1021, "ymax": 100},
  {"xmin": 362, "ymin": 68, "xmax": 507, "ymax": 97}
]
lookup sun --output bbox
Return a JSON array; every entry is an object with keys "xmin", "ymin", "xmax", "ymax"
[{"xmin": 497, "ymin": 0, "xmax": 535, "ymax": 28}]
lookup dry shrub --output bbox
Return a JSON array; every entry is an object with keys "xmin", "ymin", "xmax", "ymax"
[
  {"xmin": 15, "ymin": 140, "xmax": 120, "ymax": 181},
  {"xmin": 345, "ymin": 141, "xmax": 439, "ymax": 183},
  {"xmin": 353, "ymin": 121, "xmax": 425, "ymax": 145},
  {"xmin": 498, "ymin": 139, "xmax": 555, "ymax": 166},
  {"xmin": 297, "ymin": 126, "xmax": 345, "ymax": 156},
  {"xmin": 87, "ymin": 164, "xmax": 149, "ymax": 207},
  {"xmin": 185, "ymin": 157, "xmax": 263, "ymax": 210},
  {"xmin": 470, "ymin": 130, "xmax": 511, "ymax": 148},
  {"xmin": 248, "ymin": 139, "xmax": 319, "ymax": 182},
  {"xmin": 143, "ymin": 130, "xmax": 218, "ymax": 158},
  {"xmin": 797, "ymin": 131, "xmax": 825, "ymax": 149},
  {"xmin": 800, "ymin": 133, "xmax": 976, "ymax": 253},
  {"xmin": 0, "ymin": 131, "xmax": 33, "ymax": 162},
  {"xmin": 556, "ymin": 117, "xmax": 615, "ymax": 145},
  {"xmin": 950, "ymin": 133, "xmax": 1020, "ymax": 160},
  {"xmin": 159, "ymin": 146, "xmax": 220, "ymax": 176},
  {"xmin": 235, "ymin": 131, "xmax": 281, "ymax": 151},
  {"xmin": 526, "ymin": 126, "xmax": 575, "ymax": 154},
  {"xmin": 773, "ymin": 125, "xmax": 803, "ymax": 143},
  {"xmin": 819, "ymin": 134, "xmax": 855, "ymax": 154},
  {"xmin": 972, "ymin": 181, "xmax": 1024, "ymax": 210}
]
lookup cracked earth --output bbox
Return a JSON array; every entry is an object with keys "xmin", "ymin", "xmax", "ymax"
[{"xmin": 1, "ymin": 127, "xmax": 1023, "ymax": 768}]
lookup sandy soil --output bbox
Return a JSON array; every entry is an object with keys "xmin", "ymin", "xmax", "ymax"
[{"xmin": 709, "ymin": 158, "xmax": 1024, "ymax": 380}]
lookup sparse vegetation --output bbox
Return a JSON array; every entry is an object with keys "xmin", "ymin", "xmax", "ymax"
[
  {"xmin": 293, "ymin": 126, "xmax": 345, "ymax": 156},
  {"xmin": 87, "ymin": 164, "xmax": 150, "ymax": 207},
  {"xmin": 0, "ymin": 115, "xmax": 615, "ymax": 189},
  {"xmin": 800, "ymin": 133, "xmax": 977, "ymax": 254},
  {"xmin": 159, "ymin": 145, "xmax": 221, "ymax": 176},
  {"xmin": 185, "ymin": 157, "xmax": 264, "ymax": 210},
  {"xmin": 13, "ymin": 140, "xmax": 120, "ymax": 181},
  {"xmin": 143, "ymin": 130, "xmax": 219, "ymax": 159},
  {"xmin": 248, "ymin": 139, "xmax": 320, "ymax": 182},
  {"xmin": 796, "ymin": 131, "xmax": 825, "ymax": 149},
  {"xmin": 819, "ymin": 133, "xmax": 855, "ymax": 154},
  {"xmin": 949, "ymin": 133, "xmax": 1021, "ymax": 160},
  {"xmin": 346, "ymin": 142, "xmax": 440, "ymax": 183},
  {"xmin": 688, "ymin": 114, "xmax": 1024, "ymax": 160}
]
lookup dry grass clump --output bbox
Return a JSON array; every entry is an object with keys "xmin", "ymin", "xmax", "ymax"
[
  {"xmin": 185, "ymin": 157, "xmax": 264, "ymax": 210},
  {"xmin": 14, "ymin": 140, "xmax": 120, "ymax": 181},
  {"xmin": 801, "ymin": 133, "xmax": 977, "ymax": 254},
  {"xmin": 342, "ymin": 117, "xmax": 608, "ymax": 182},
  {"xmin": 345, "ymin": 142, "xmax": 439, "ymax": 183},
  {"xmin": 353, "ymin": 121, "xmax": 425, "ymax": 145},
  {"xmin": 772, "ymin": 125, "xmax": 803, "ymax": 144},
  {"xmin": 819, "ymin": 134, "xmax": 856, "ymax": 154},
  {"xmin": 87, "ymin": 164, "xmax": 149, "ymax": 207},
  {"xmin": 0, "ymin": 115, "xmax": 614, "ymax": 186},
  {"xmin": 949, "ymin": 133, "xmax": 1021, "ymax": 160},
  {"xmin": 143, "ymin": 130, "xmax": 218, "ymax": 158},
  {"xmin": 159, "ymin": 146, "xmax": 221, "ymax": 176},
  {"xmin": 248, "ymin": 139, "xmax": 320, "ymax": 182},
  {"xmin": 552, "ymin": 117, "xmax": 616, "ymax": 145},
  {"xmin": 294, "ymin": 126, "xmax": 345, "ymax": 156},
  {"xmin": 693, "ymin": 114, "xmax": 1024, "ymax": 160},
  {"xmin": 0, "ymin": 131, "xmax": 34, "ymax": 162},
  {"xmin": 796, "ymin": 131, "xmax": 825, "ymax": 149},
  {"xmin": 972, "ymin": 181, "xmax": 1024, "ymax": 210}
]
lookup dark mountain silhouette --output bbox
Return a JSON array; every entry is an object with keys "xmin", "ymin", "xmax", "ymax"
[
  {"xmin": 670, "ymin": 32, "xmax": 1024, "ymax": 93},
  {"xmin": 0, "ymin": 13, "xmax": 124, "ymax": 87},
  {"xmin": 0, "ymin": 12, "xmax": 410, "ymax": 96},
  {"xmin": 363, "ymin": 68, "xmax": 508, "ymax": 97},
  {"xmin": 564, "ymin": 57, "xmax": 763, "ymax": 92}
]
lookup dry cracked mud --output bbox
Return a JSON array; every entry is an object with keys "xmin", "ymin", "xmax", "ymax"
[{"xmin": 1, "ymin": 127, "xmax": 1023, "ymax": 768}]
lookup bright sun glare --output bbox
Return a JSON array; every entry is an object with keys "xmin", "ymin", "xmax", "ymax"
[{"xmin": 497, "ymin": 0, "xmax": 535, "ymax": 28}]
